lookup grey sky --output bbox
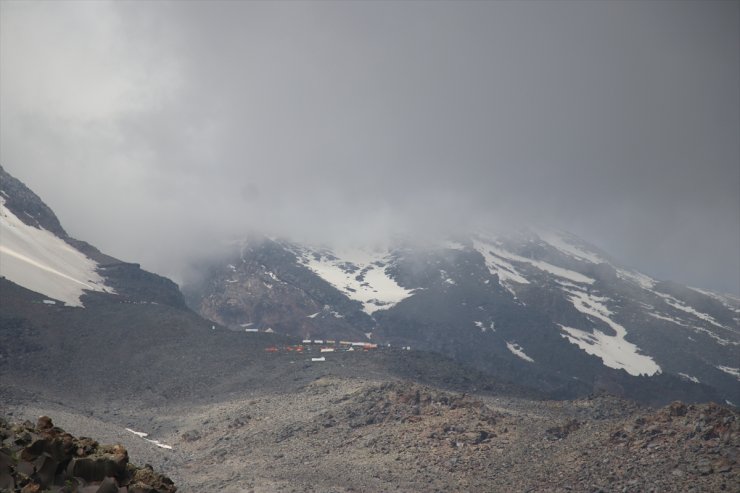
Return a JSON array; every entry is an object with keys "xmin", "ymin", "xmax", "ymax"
[{"xmin": 1, "ymin": 0, "xmax": 738, "ymax": 294}]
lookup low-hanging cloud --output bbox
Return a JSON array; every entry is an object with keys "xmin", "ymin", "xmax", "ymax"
[{"xmin": 1, "ymin": 0, "xmax": 738, "ymax": 294}]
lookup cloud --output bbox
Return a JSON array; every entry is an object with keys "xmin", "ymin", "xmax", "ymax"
[{"xmin": 1, "ymin": 0, "xmax": 738, "ymax": 293}]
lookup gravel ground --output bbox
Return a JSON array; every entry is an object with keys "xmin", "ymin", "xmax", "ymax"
[{"xmin": 4, "ymin": 376, "xmax": 737, "ymax": 493}]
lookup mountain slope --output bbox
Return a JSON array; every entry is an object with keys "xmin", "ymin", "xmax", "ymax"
[
  {"xmin": 0, "ymin": 164, "xmax": 185, "ymax": 308},
  {"xmin": 0, "ymin": 165, "xmax": 519, "ymax": 407},
  {"xmin": 185, "ymin": 233, "xmax": 739, "ymax": 405}
]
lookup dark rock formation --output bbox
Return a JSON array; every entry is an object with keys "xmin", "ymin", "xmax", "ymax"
[{"xmin": 0, "ymin": 416, "xmax": 176, "ymax": 493}]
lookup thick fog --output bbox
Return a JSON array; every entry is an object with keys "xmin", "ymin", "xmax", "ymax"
[{"xmin": 1, "ymin": 1, "xmax": 738, "ymax": 294}]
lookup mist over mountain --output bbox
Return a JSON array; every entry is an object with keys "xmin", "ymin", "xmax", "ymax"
[
  {"xmin": 1, "ymin": 162, "xmax": 738, "ymax": 492},
  {"xmin": 1, "ymin": 0, "xmax": 738, "ymax": 294},
  {"xmin": 181, "ymin": 231, "xmax": 739, "ymax": 405},
  {"xmin": 2, "ymin": 2, "xmax": 739, "ymax": 488}
]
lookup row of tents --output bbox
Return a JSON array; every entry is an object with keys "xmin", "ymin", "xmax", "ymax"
[{"xmin": 264, "ymin": 340, "xmax": 379, "ymax": 353}]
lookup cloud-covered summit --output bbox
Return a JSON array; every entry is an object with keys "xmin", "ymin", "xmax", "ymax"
[{"xmin": 1, "ymin": 1, "xmax": 737, "ymax": 293}]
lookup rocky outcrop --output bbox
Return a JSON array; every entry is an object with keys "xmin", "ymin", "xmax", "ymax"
[
  {"xmin": 184, "ymin": 238, "xmax": 374, "ymax": 340},
  {"xmin": 0, "ymin": 416, "xmax": 175, "ymax": 493},
  {"xmin": 0, "ymin": 164, "xmax": 66, "ymax": 237}
]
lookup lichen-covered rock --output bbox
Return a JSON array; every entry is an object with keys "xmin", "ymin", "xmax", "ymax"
[
  {"xmin": 130, "ymin": 465, "xmax": 177, "ymax": 493},
  {"xmin": 66, "ymin": 454, "xmax": 127, "ymax": 482}
]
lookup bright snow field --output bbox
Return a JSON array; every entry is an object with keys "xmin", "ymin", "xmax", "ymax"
[
  {"xmin": 558, "ymin": 288, "xmax": 661, "ymax": 376},
  {"xmin": 0, "ymin": 198, "xmax": 113, "ymax": 307},
  {"xmin": 292, "ymin": 245, "xmax": 413, "ymax": 315}
]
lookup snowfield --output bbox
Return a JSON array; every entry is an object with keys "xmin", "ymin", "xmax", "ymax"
[
  {"xmin": 0, "ymin": 198, "xmax": 114, "ymax": 307},
  {"xmin": 559, "ymin": 288, "xmax": 661, "ymax": 376},
  {"xmin": 289, "ymin": 244, "xmax": 414, "ymax": 315}
]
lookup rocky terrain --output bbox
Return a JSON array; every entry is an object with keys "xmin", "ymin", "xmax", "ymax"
[
  {"xmin": 0, "ymin": 415, "xmax": 175, "ymax": 492},
  {"xmin": 162, "ymin": 383, "xmax": 739, "ymax": 492},
  {"xmin": 3, "ymin": 378, "xmax": 738, "ymax": 492}
]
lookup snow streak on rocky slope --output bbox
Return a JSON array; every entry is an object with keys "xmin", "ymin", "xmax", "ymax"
[{"xmin": 471, "ymin": 233, "xmax": 660, "ymax": 377}]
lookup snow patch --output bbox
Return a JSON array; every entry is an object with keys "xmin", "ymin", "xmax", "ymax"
[
  {"xmin": 291, "ymin": 245, "xmax": 414, "ymax": 315},
  {"xmin": 0, "ymin": 198, "xmax": 114, "ymax": 307},
  {"xmin": 474, "ymin": 321, "xmax": 495, "ymax": 333},
  {"xmin": 716, "ymin": 366, "xmax": 740, "ymax": 381},
  {"xmin": 146, "ymin": 439, "xmax": 173, "ymax": 450},
  {"xmin": 506, "ymin": 342, "xmax": 534, "ymax": 362},
  {"xmin": 689, "ymin": 286, "xmax": 740, "ymax": 313},
  {"xmin": 472, "ymin": 239, "xmax": 530, "ymax": 285},
  {"xmin": 616, "ymin": 269, "xmax": 656, "ymax": 290},
  {"xmin": 125, "ymin": 428, "xmax": 173, "ymax": 450},
  {"xmin": 648, "ymin": 312, "xmax": 690, "ymax": 327},
  {"xmin": 654, "ymin": 292, "xmax": 726, "ymax": 329},
  {"xmin": 125, "ymin": 428, "xmax": 148, "ymax": 438},
  {"xmin": 474, "ymin": 237, "xmax": 594, "ymax": 285},
  {"xmin": 440, "ymin": 270, "xmax": 456, "ymax": 285},
  {"xmin": 536, "ymin": 230, "xmax": 604, "ymax": 264},
  {"xmin": 690, "ymin": 326, "xmax": 737, "ymax": 347},
  {"xmin": 560, "ymin": 288, "xmax": 660, "ymax": 376},
  {"xmin": 648, "ymin": 308, "xmax": 737, "ymax": 346},
  {"xmin": 439, "ymin": 269, "xmax": 457, "ymax": 286},
  {"xmin": 678, "ymin": 373, "xmax": 700, "ymax": 384}
]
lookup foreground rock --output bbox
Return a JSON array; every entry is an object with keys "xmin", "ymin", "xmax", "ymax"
[{"xmin": 0, "ymin": 416, "xmax": 176, "ymax": 493}]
